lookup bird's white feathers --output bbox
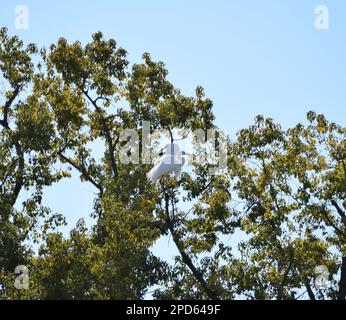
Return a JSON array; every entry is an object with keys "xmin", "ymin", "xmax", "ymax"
[{"xmin": 147, "ymin": 143, "xmax": 185, "ymax": 183}]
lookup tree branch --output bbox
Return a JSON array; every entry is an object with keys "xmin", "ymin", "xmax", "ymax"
[
  {"xmin": 163, "ymin": 188, "xmax": 220, "ymax": 300},
  {"xmin": 10, "ymin": 140, "xmax": 24, "ymax": 206},
  {"xmin": 337, "ymin": 257, "xmax": 346, "ymax": 300},
  {"xmin": 82, "ymin": 90, "xmax": 118, "ymax": 178},
  {"xmin": 0, "ymin": 85, "xmax": 24, "ymax": 207},
  {"xmin": 0, "ymin": 85, "xmax": 20, "ymax": 128},
  {"xmin": 58, "ymin": 151, "xmax": 103, "ymax": 195},
  {"xmin": 331, "ymin": 200, "xmax": 345, "ymax": 218},
  {"xmin": 277, "ymin": 249, "xmax": 294, "ymax": 300},
  {"xmin": 305, "ymin": 283, "xmax": 316, "ymax": 300},
  {"xmin": 321, "ymin": 205, "xmax": 346, "ymax": 239}
]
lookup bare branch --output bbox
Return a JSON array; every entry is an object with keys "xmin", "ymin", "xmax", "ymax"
[{"xmin": 58, "ymin": 151, "xmax": 103, "ymax": 195}]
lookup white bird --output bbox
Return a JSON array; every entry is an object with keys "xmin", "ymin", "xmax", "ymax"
[{"xmin": 147, "ymin": 143, "xmax": 185, "ymax": 183}]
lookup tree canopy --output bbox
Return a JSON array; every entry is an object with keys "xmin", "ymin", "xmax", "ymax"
[{"xmin": 0, "ymin": 28, "xmax": 345, "ymax": 300}]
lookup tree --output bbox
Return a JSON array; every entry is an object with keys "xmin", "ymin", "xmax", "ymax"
[
  {"xmin": 0, "ymin": 28, "xmax": 345, "ymax": 300},
  {"xmin": 224, "ymin": 113, "xmax": 345, "ymax": 300}
]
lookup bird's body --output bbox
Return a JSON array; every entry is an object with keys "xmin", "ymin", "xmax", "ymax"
[{"xmin": 147, "ymin": 143, "xmax": 185, "ymax": 183}]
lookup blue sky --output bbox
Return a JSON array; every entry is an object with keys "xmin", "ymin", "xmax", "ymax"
[{"xmin": 1, "ymin": 0, "xmax": 345, "ymax": 261}]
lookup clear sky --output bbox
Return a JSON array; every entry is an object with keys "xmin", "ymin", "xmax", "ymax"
[{"xmin": 1, "ymin": 0, "xmax": 345, "ymax": 262}]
